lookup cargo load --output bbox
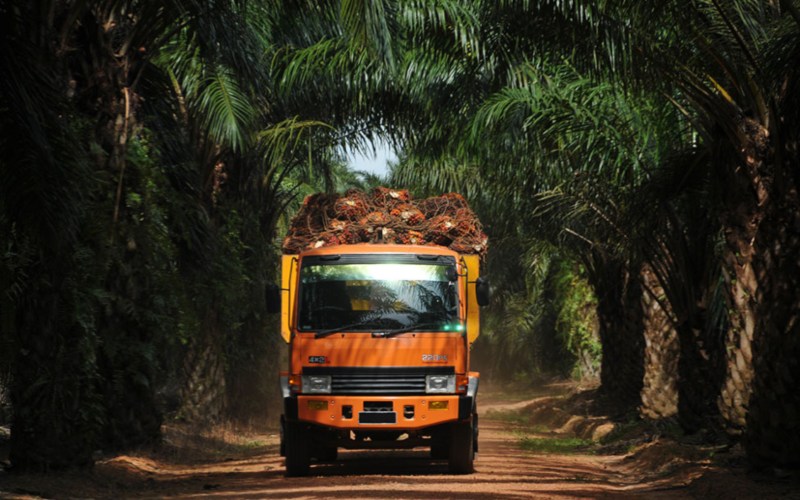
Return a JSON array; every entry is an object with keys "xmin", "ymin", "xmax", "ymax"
[{"xmin": 281, "ymin": 187, "xmax": 488, "ymax": 256}]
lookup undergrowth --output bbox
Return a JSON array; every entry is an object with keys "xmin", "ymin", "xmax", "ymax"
[
  {"xmin": 484, "ymin": 408, "xmax": 531, "ymax": 425},
  {"xmin": 519, "ymin": 436, "xmax": 594, "ymax": 454},
  {"xmin": 157, "ymin": 422, "xmax": 276, "ymax": 463}
]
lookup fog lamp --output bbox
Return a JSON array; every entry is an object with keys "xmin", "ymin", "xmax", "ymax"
[
  {"xmin": 307, "ymin": 400, "xmax": 329, "ymax": 411},
  {"xmin": 429, "ymin": 400, "xmax": 449, "ymax": 410}
]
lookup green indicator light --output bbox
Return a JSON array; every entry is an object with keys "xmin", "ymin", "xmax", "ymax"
[
  {"xmin": 443, "ymin": 324, "xmax": 451, "ymax": 331},
  {"xmin": 455, "ymin": 324, "xmax": 464, "ymax": 332}
]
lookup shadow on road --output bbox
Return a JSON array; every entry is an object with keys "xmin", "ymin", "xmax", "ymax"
[
  {"xmin": 3, "ymin": 390, "xmax": 798, "ymax": 499},
  {"xmin": 309, "ymin": 450, "xmax": 450, "ymax": 477}
]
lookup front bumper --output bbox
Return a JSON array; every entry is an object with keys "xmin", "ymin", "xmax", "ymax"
[
  {"xmin": 280, "ymin": 372, "xmax": 479, "ymax": 428},
  {"xmin": 291, "ymin": 394, "xmax": 473, "ymax": 429}
]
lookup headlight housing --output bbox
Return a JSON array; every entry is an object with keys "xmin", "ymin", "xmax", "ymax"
[
  {"xmin": 425, "ymin": 374, "xmax": 455, "ymax": 394},
  {"xmin": 301, "ymin": 375, "xmax": 332, "ymax": 394}
]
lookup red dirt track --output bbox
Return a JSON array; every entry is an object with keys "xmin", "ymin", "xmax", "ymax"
[
  {"xmin": 1, "ymin": 390, "xmax": 797, "ymax": 499},
  {"xmin": 80, "ymin": 419, "xmax": 698, "ymax": 499}
]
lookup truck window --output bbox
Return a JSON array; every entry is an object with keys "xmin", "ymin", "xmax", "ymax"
[{"xmin": 297, "ymin": 262, "xmax": 459, "ymax": 332}]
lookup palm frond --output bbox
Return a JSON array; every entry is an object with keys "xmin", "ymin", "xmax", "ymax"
[
  {"xmin": 195, "ymin": 64, "xmax": 255, "ymax": 152},
  {"xmin": 340, "ymin": 0, "xmax": 398, "ymax": 68}
]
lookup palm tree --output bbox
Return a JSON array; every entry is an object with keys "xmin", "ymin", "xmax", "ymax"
[
  {"xmin": 611, "ymin": 0, "xmax": 800, "ymax": 463},
  {"xmin": 0, "ymin": 0, "xmax": 298, "ymax": 468},
  {"xmin": 393, "ymin": 45, "xmax": 673, "ymax": 409}
]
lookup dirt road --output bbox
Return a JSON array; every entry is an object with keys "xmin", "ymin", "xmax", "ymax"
[
  {"xmin": 1, "ymin": 389, "xmax": 797, "ymax": 499},
  {"xmin": 98, "ymin": 423, "xmax": 676, "ymax": 498}
]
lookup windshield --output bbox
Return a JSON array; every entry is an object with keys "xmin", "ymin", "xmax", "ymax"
[{"xmin": 297, "ymin": 261, "xmax": 460, "ymax": 332}]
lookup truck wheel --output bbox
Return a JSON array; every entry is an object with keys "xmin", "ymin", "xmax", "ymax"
[
  {"xmin": 279, "ymin": 415, "xmax": 286, "ymax": 456},
  {"xmin": 430, "ymin": 429, "xmax": 449, "ymax": 459},
  {"xmin": 448, "ymin": 417, "xmax": 475, "ymax": 474},
  {"xmin": 313, "ymin": 445, "xmax": 338, "ymax": 462},
  {"xmin": 431, "ymin": 440, "xmax": 448, "ymax": 459},
  {"xmin": 473, "ymin": 412, "xmax": 479, "ymax": 453},
  {"xmin": 284, "ymin": 420, "xmax": 310, "ymax": 476}
]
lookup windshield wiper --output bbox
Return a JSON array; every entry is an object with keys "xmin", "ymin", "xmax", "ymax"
[
  {"xmin": 315, "ymin": 319, "xmax": 392, "ymax": 338},
  {"xmin": 315, "ymin": 322, "xmax": 368, "ymax": 338},
  {"xmin": 376, "ymin": 321, "xmax": 453, "ymax": 338}
]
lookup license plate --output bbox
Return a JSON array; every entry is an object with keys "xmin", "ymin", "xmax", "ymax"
[{"xmin": 358, "ymin": 412, "xmax": 397, "ymax": 424}]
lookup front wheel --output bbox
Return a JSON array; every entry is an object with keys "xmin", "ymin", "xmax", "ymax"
[
  {"xmin": 430, "ymin": 431, "xmax": 449, "ymax": 459},
  {"xmin": 448, "ymin": 416, "xmax": 475, "ymax": 474},
  {"xmin": 313, "ymin": 445, "xmax": 338, "ymax": 462},
  {"xmin": 284, "ymin": 420, "xmax": 310, "ymax": 477}
]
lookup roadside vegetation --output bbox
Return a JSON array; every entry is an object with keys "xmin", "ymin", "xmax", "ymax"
[{"xmin": 519, "ymin": 436, "xmax": 594, "ymax": 455}]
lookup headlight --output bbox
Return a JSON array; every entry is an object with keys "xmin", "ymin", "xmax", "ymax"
[
  {"xmin": 425, "ymin": 374, "xmax": 455, "ymax": 394},
  {"xmin": 301, "ymin": 375, "xmax": 332, "ymax": 394}
]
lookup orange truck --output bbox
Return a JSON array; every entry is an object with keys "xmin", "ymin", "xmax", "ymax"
[{"xmin": 270, "ymin": 241, "xmax": 489, "ymax": 476}]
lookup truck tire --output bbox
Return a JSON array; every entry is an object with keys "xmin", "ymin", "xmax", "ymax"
[
  {"xmin": 430, "ymin": 428, "xmax": 449, "ymax": 459},
  {"xmin": 279, "ymin": 415, "xmax": 286, "ymax": 456},
  {"xmin": 313, "ymin": 445, "xmax": 338, "ymax": 462},
  {"xmin": 473, "ymin": 412, "xmax": 479, "ymax": 453},
  {"xmin": 284, "ymin": 420, "xmax": 310, "ymax": 476},
  {"xmin": 448, "ymin": 417, "xmax": 475, "ymax": 474}
]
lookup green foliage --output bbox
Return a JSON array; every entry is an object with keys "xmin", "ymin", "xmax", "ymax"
[
  {"xmin": 8, "ymin": 240, "xmax": 106, "ymax": 469},
  {"xmin": 0, "ymin": 220, "xmax": 28, "ymax": 387},
  {"xmin": 0, "ymin": 35, "xmax": 106, "ymax": 464},
  {"xmin": 473, "ymin": 238, "xmax": 600, "ymax": 384},
  {"xmin": 197, "ymin": 65, "xmax": 257, "ymax": 153},
  {"xmin": 484, "ymin": 408, "xmax": 531, "ymax": 426},
  {"xmin": 0, "ymin": 0, "xmax": 306, "ymax": 465},
  {"xmin": 552, "ymin": 261, "xmax": 601, "ymax": 380},
  {"xmin": 519, "ymin": 435, "xmax": 594, "ymax": 454},
  {"xmin": 96, "ymin": 134, "xmax": 191, "ymax": 449}
]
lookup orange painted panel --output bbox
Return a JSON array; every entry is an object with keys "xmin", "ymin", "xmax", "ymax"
[
  {"xmin": 297, "ymin": 395, "xmax": 459, "ymax": 429},
  {"xmin": 291, "ymin": 333, "xmax": 467, "ymax": 373},
  {"xmin": 280, "ymin": 255, "xmax": 298, "ymax": 343},
  {"xmin": 463, "ymin": 254, "xmax": 481, "ymax": 344}
]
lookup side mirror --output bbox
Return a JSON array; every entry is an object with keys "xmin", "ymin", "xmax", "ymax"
[
  {"xmin": 475, "ymin": 277, "xmax": 490, "ymax": 307},
  {"xmin": 266, "ymin": 283, "xmax": 281, "ymax": 314},
  {"xmin": 446, "ymin": 266, "xmax": 459, "ymax": 282}
]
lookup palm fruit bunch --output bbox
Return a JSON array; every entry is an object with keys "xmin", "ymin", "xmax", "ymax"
[{"xmin": 282, "ymin": 187, "xmax": 488, "ymax": 256}]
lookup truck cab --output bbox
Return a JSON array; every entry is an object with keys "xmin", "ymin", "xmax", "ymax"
[{"xmin": 274, "ymin": 244, "xmax": 488, "ymax": 476}]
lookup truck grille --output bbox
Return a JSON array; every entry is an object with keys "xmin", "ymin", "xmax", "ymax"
[{"xmin": 302, "ymin": 366, "xmax": 454, "ymax": 395}]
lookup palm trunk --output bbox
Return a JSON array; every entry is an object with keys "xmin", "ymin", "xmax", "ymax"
[
  {"xmin": 674, "ymin": 306, "xmax": 726, "ymax": 432},
  {"xmin": 592, "ymin": 257, "xmax": 645, "ymax": 412},
  {"xmin": 179, "ymin": 310, "xmax": 227, "ymax": 422},
  {"xmin": 639, "ymin": 265, "xmax": 679, "ymax": 419},
  {"xmin": 707, "ymin": 113, "xmax": 800, "ymax": 466},
  {"xmin": 713, "ymin": 116, "xmax": 768, "ymax": 436},
  {"xmin": 642, "ymin": 209, "xmax": 727, "ymax": 432},
  {"xmin": 717, "ymin": 240, "xmax": 757, "ymax": 434},
  {"xmin": 743, "ymin": 170, "xmax": 800, "ymax": 467}
]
